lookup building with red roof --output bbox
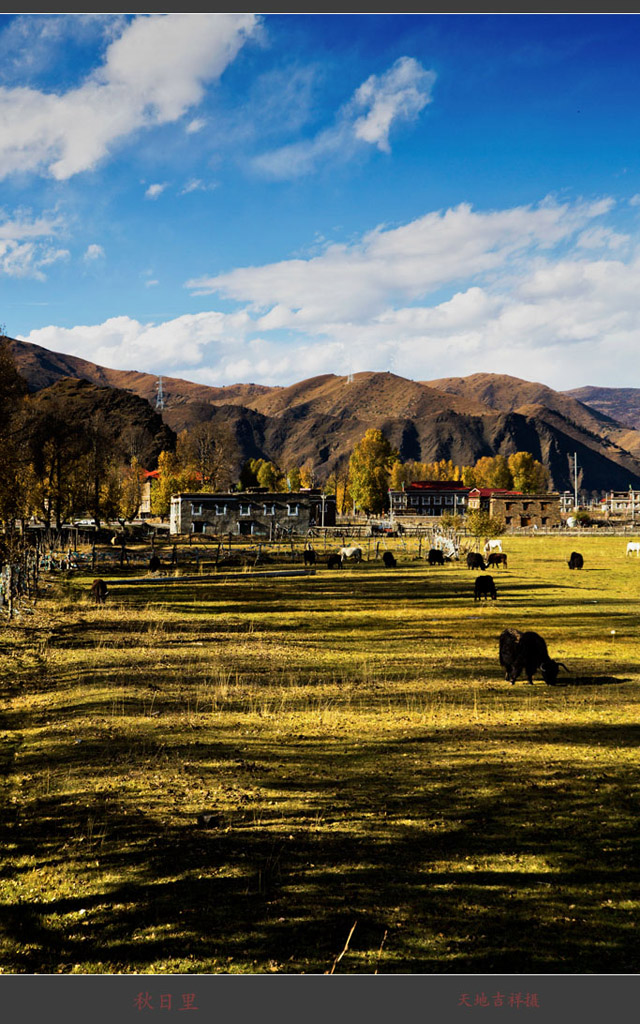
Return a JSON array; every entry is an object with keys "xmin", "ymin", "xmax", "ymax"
[{"xmin": 468, "ymin": 487, "xmax": 561, "ymax": 528}]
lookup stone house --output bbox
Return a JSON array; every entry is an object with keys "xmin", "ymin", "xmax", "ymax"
[
  {"xmin": 467, "ymin": 488, "xmax": 562, "ymax": 529},
  {"xmin": 169, "ymin": 488, "xmax": 336, "ymax": 537}
]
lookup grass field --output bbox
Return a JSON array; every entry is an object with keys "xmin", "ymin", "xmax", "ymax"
[{"xmin": 1, "ymin": 534, "xmax": 640, "ymax": 974}]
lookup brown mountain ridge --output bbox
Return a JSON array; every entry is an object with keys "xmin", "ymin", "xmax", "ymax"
[{"xmin": 7, "ymin": 336, "xmax": 640, "ymax": 493}]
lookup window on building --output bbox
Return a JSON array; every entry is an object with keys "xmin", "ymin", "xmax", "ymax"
[
  {"xmin": 191, "ymin": 503, "xmax": 203, "ymax": 516},
  {"xmin": 214, "ymin": 504, "xmax": 227, "ymax": 516},
  {"xmin": 505, "ymin": 516, "xmax": 512, "ymax": 525},
  {"xmin": 263, "ymin": 504, "xmax": 275, "ymax": 516},
  {"xmin": 287, "ymin": 504, "xmax": 299, "ymax": 517},
  {"xmin": 433, "ymin": 496, "xmax": 442, "ymax": 505},
  {"xmin": 239, "ymin": 504, "xmax": 251, "ymax": 516},
  {"xmin": 445, "ymin": 495, "xmax": 454, "ymax": 505},
  {"xmin": 541, "ymin": 517, "xmax": 548, "ymax": 525}
]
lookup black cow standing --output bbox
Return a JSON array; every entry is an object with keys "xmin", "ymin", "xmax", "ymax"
[
  {"xmin": 487, "ymin": 552, "xmax": 508, "ymax": 569},
  {"xmin": 568, "ymin": 551, "xmax": 584, "ymax": 570},
  {"xmin": 474, "ymin": 575, "xmax": 497, "ymax": 601},
  {"xmin": 326, "ymin": 554, "xmax": 342, "ymax": 570},
  {"xmin": 149, "ymin": 554, "xmax": 162, "ymax": 572},
  {"xmin": 303, "ymin": 549, "xmax": 316, "ymax": 566},
  {"xmin": 382, "ymin": 551, "xmax": 397, "ymax": 568},
  {"xmin": 427, "ymin": 548, "xmax": 445, "ymax": 566}
]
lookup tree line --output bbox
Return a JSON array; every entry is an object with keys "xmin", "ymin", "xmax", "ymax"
[
  {"xmin": 343, "ymin": 429, "xmax": 550, "ymax": 515},
  {"xmin": 150, "ymin": 427, "xmax": 551, "ymax": 519}
]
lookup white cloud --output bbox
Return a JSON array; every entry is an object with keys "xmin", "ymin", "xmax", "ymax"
[
  {"xmin": 0, "ymin": 13, "xmax": 259, "ymax": 180},
  {"xmin": 145, "ymin": 182, "xmax": 167, "ymax": 200},
  {"xmin": 83, "ymin": 243, "xmax": 105, "ymax": 261},
  {"xmin": 19, "ymin": 310, "xmax": 252, "ymax": 374},
  {"xmin": 0, "ymin": 15, "xmax": 124, "ymax": 86},
  {"xmin": 253, "ymin": 56, "xmax": 435, "ymax": 179},
  {"xmin": 576, "ymin": 225, "xmax": 628, "ymax": 250},
  {"xmin": 0, "ymin": 207, "xmax": 67, "ymax": 279},
  {"xmin": 352, "ymin": 57, "xmax": 435, "ymax": 153},
  {"xmin": 185, "ymin": 117, "xmax": 206, "ymax": 134},
  {"xmin": 19, "ymin": 194, "xmax": 640, "ymax": 390},
  {"xmin": 179, "ymin": 178, "xmax": 217, "ymax": 195},
  {"xmin": 187, "ymin": 197, "xmax": 612, "ymax": 322}
]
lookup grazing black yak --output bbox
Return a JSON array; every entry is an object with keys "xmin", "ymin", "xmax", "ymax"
[
  {"xmin": 487, "ymin": 552, "xmax": 508, "ymax": 569},
  {"xmin": 499, "ymin": 628, "xmax": 568, "ymax": 686},
  {"xmin": 428, "ymin": 548, "xmax": 445, "ymax": 566},
  {"xmin": 467, "ymin": 552, "xmax": 486, "ymax": 571},
  {"xmin": 382, "ymin": 551, "xmax": 397, "ymax": 568},
  {"xmin": 326, "ymin": 554, "xmax": 342, "ymax": 569},
  {"xmin": 568, "ymin": 551, "xmax": 584, "ymax": 570},
  {"xmin": 303, "ymin": 548, "xmax": 316, "ymax": 566}
]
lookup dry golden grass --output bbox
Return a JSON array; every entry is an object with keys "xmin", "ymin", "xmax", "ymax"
[{"xmin": 1, "ymin": 534, "xmax": 640, "ymax": 974}]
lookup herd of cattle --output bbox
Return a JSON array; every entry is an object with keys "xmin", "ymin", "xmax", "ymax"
[{"xmin": 88, "ymin": 536, "xmax": 636, "ymax": 688}]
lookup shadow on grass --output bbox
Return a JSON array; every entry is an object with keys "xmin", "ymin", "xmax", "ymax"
[{"xmin": 3, "ymin": 716, "xmax": 640, "ymax": 974}]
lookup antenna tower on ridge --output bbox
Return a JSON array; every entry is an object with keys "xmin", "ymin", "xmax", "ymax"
[{"xmin": 155, "ymin": 376, "xmax": 165, "ymax": 411}]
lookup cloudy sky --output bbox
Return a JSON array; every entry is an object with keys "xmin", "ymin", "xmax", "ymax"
[{"xmin": 4, "ymin": 13, "xmax": 640, "ymax": 390}]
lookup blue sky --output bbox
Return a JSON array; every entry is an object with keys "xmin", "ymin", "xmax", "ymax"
[{"xmin": 3, "ymin": 13, "xmax": 640, "ymax": 390}]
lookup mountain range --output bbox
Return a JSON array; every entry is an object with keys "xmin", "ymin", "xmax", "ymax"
[{"xmin": 7, "ymin": 335, "xmax": 640, "ymax": 494}]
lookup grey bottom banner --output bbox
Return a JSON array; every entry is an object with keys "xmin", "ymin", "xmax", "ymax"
[{"xmin": 0, "ymin": 974, "xmax": 637, "ymax": 1024}]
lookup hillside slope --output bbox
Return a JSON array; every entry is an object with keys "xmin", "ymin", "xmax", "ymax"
[
  {"xmin": 565, "ymin": 386, "xmax": 640, "ymax": 433},
  {"xmin": 7, "ymin": 337, "xmax": 276, "ymax": 413},
  {"xmin": 8, "ymin": 336, "xmax": 640, "ymax": 491},
  {"xmin": 27, "ymin": 377, "xmax": 176, "ymax": 469}
]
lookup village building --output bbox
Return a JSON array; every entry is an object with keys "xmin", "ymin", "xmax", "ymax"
[
  {"xmin": 467, "ymin": 488, "xmax": 562, "ymax": 528},
  {"xmin": 559, "ymin": 490, "xmax": 576, "ymax": 515},
  {"xmin": 389, "ymin": 481, "xmax": 470, "ymax": 518},
  {"xmin": 139, "ymin": 470, "xmax": 159, "ymax": 518},
  {"xmin": 169, "ymin": 488, "xmax": 336, "ymax": 537},
  {"xmin": 603, "ymin": 489, "xmax": 640, "ymax": 518}
]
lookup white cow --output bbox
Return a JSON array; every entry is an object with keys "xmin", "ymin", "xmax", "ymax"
[
  {"xmin": 484, "ymin": 539, "xmax": 503, "ymax": 557},
  {"xmin": 339, "ymin": 545, "xmax": 363, "ymax": 565},
  {"xmin": 626, "ymin": 541, "xmax": 640, "ymax": 557}
]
